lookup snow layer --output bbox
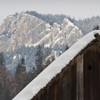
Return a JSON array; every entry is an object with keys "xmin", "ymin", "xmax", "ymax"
[{"xmin": 13, "ymin": 30, "xmax": 100, "ymax": 100}]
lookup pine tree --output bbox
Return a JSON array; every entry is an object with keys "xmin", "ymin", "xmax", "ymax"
[
  {"xmin": 93, "ymin": 25, "xmax": 99, "ymax": 30},
  {"xmin": 26, "ymin": 67, "xmax": 36, "ymax": 84},
  {"xmin": 16, "ymin": 58, "xmax": 26, "ymax": 74},
  {"xmin": 0, "ymin": 52, "xmax": 5, "ymax": 66},
  {"xmin": 15, "ymin": 57, "xmax": 27, "ymax": 93},
  {"xmin": 0, "ymin": 52, "xmax": 11, "ymax": 100},
  {"xmin": 35, "ymin": 45, "xmax": 43, "ymax": 74}
]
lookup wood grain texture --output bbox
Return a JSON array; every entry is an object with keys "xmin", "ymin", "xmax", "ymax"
[{"xmin": 32, "ymin": 40, "xmax": 100, "ymax": 100}]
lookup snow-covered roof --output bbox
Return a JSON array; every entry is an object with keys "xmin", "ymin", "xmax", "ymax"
[{"xmin": 13, "ymin": 30, "xmax": 100, "ymax": 100}]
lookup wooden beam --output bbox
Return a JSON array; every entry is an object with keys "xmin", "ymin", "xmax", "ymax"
[{"xmin": 76, "ymin": 54, "xmax": 84, "ymax": 100}]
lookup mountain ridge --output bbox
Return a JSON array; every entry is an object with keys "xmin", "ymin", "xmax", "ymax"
[{"xmin": 0, "ymin": 11, "xmax": 83, "ymax": 72}]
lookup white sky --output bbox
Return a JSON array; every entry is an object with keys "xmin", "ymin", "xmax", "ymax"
[{"xmin": 0, "ymin": 0, "xmax": 100, "ymax": 24}]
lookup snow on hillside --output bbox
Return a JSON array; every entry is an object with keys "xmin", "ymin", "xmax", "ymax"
[
  {"xmin": 34, "ymin": 19, "xmax": 83, "ymax": 55},
  {"xmin": 0, "ymin": 11, "xmax": 83, "ymax": 72}
]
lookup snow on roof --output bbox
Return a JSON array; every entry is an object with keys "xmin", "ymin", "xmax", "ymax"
[{"xmin": 13, "ymin": 30, "xmax": 100, "ymax": 100}]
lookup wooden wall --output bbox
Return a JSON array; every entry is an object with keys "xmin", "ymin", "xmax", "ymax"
[
  {"xmin": 32, "ymin": 60, "xmax": 77, "ymax": 100},
  {"xmin": 32, "ymin": 42, "xmax": 100, "ymax": 100},
  {"xmin": 84, "ymin": 44, "xmax": 100, "ymax": 100}
]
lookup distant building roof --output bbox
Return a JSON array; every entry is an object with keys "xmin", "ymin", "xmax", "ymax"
[{"xmin": 13, "ymin": 30, "xmax": 100, "ymax": 100}]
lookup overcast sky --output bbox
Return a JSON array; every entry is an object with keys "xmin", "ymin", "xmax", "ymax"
[{"xmin": 0, "ymin": 0, "xmax": 100, "ymax": 24}]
